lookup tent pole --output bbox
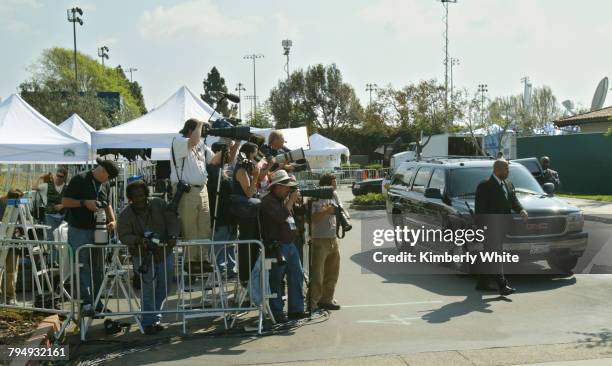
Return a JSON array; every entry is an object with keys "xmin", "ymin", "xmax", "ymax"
[{"xmin": 4, "ymin": 164, "xmax": 12, "ymax": 193}]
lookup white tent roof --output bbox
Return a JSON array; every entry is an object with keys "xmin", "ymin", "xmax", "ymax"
[
  {"xmin": 92, "ymin": 86, "xmax": 216, "ymax": 150},
  {"xmin": 0, "ymin": 94, "xmax": 89, "ymax": 163},
  {"xmin": 250, "ymin": 126, "xmax": 309, "ymax": 150},
  {"xmin": 59, "ymin": 113, "xmax": 95, "ymax": 145},
  {"xmin": 306, "ymin": 133, "xmax": 350, "ymax": 156}
]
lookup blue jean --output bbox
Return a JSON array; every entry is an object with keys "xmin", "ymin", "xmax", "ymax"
[
  {"xmin": 132, "ymin": 253, "xmax": 174, "ymax": 326},
  {"xmin": 44, "ymin": 213, "xmax": 64, "ymax": 241},
  {"xmin": 68, "ymin": 226, "xmax": 102, "ymax": 306},
  {"xmin": 213, "ymin": 225, "xmax": 237, "ymax": 272},
  {"xmin": 268, "ymin": 242, "xmax": 304, "ymax": 315}
]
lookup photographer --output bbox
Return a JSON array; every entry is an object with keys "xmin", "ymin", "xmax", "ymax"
[
  {"xmin": 171, "ymin": 119, "xmax": 215, "ymax": 273},
  {"xmin": 232, "ymin": 142, "xmax": 262, "ymax": 282},
  {"xmin": 207, "ymin": 141, "xmax": 240, "ymax": 274},
  {"xmin": 261, "ymin": 170, "xmax": 307, "ymax": 322},
  {"xmin": 309, "ymin": 173, "xmax": 344, "ymax": 311},
  {"xmin": 117, "ymin": 180, "xmax": 180, "ymax": 335},
  {"xmin": 266, "ymin": 131, "xmax": 293, "ymax": 172},
  {"xmin": 34, "ymin": 168, "xmax": 68, "ymax": 240},
  {"xmin": 62, "ymin": 158, "xmax": 118, "ymax": 314}
]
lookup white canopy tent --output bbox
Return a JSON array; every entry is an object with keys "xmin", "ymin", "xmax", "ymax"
[
  {"xmin": 0, "ymin": 94, "xmax": 89, "ymax": 163},
  {"xmin": 59, "ymin": 113, "xmax": 95, "ymax": 146},
  {"xmin": 305, "ymin": 133, "xmax": 350, "ymax": 169},
  {"xmin": 92, "ymin": 86, "xmax": 216, "ymax": 151}
]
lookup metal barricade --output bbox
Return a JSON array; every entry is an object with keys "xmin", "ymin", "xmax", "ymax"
[
  {"xmin": 294, "ymin": 168, "xmax": 391, "ymax": 187},
  {"xmin": 75, "ymin": 239, "xmax": 274, "ymax": 340},
  {"xmin": 0, "ymin": 239, "xmax": 75, "ymax": 343}
]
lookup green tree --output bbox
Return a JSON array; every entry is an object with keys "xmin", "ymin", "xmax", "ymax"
[
  {"xmin": 19, "ymin": 47, "xmax": 143, "ymax": 129},
  {"xmin": 269, "ymin": 64, "xmax": 363, "ymax": 133},
  {"xmin": 201, "ymin": 67, "xmax": 231, "ymax": 116},
  {"xmin": 246, "ymin": 102, "xmax": 273, "ymax": 128},
  {"xmin": 530, "ymin": 86, "xmax": 562, "ymax": 131},
  {"xmin": 116, "ymin": 65, "xmax": 147, "ymax": 114},
  {"xmin": 376, "ymin": 80, "xmax": 456, "ymax": 158}
]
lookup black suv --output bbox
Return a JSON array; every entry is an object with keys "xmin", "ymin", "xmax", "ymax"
[{"xmin": 385, "ymin": 157, "xmax": 588, "ymax": 273}]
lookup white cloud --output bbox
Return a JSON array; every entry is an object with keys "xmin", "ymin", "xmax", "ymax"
[
  {"xmin": 0, "ymin": 0, "xmax": 43, "ymax": 32},
  {"xmin": 139, "ymin": 0, "xmax": 261, "ymax": 38}
]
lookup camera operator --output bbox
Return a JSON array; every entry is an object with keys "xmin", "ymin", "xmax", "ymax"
[
  {"xmin": 207, "ymin": 141, "xmax": 240, "ymax": 274},
  {"xmin": 171, "ymin": 118, "xmax": 216, "ymax": 273},
  {"xmin": 261, "ymin": 170, "xmax": 307, "ymax": 322},
  {"xmin": 309, "ymin": 173, "xmax": 344, "ymax": 311},
  {"xmin": 62, "ymin": 158, "xmax": 118, "ymax": 314},
  {"xmin": 232, "ymin": 142, "xmax": 262, "ymax": 282},
  {"xmin": 33, "ymin": 168, "xmax": 68, "ymax": 240},
  {"xmin": 117, "ymin": 180, "xmax": 180, "ymax": 335}
]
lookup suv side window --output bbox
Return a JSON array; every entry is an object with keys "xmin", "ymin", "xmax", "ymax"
[
  {"xmin": 429, "ymin": 168, "xmax": 446, "ymax": 192},
  {"xmin": 402, "ymin": 168, "xmax": 415, "ymax": 187},
  {"xmin": 412, "ymin": 167, "xmax": 432, "ymax": 193}
]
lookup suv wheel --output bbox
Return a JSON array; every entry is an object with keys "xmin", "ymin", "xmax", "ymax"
[
  {"xmin": 393, "ymin": 214, "xmax": 413, "ymax": 253},
  {"xmin": 546, "ymin": 255, "xmax": 578, "ymax": 274}
]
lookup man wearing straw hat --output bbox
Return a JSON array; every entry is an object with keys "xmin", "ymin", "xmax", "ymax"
[{"xmin": 260, "ymin": 169, "xmax": 308, "ymax": 322}]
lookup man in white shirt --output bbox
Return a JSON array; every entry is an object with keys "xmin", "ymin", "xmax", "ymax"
[{"xmin": 171, "ymin": 118, "xmax": 216, "ymax": 272}]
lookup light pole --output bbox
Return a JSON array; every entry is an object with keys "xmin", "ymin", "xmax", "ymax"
[
  {"xmin": 478, "ymin": 84, "xmax": 488, "ymax": 125},
  {"xmin": 366, "ymin": 83, "xmax": 378, "ymax": 105},
  {"xmin": 126, "ymin": 67, "xmax": 138, "ymax": 82},
  {"xmin": 245, "ymin": 95, "xmax": 258, "ymax": 120},
  {"xmin": 97, "ymin": 46, "xmax": 109, "ymax": 66},
  {"xmin": 235, "ymin": 83, "xmax": 246, "ymax": 120},
  {"xmin": 450, "ymin": 57, "xmax": 459, "ymax": 105},
  {"xmin": 67, "ymin": 7, "xmax": 83, "ymax": 91},
  {"xmin": 440, "ymin": 0, "xmax": 457, "ymax": 110},
  {"xmin": 243, "ymin": 54, "xmax": 264, "ymax": 115},
  {"xmin": 282, "ymin": 39, "xmax": 292, "ymax": 79}
]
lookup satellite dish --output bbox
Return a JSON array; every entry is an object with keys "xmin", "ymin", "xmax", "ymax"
[
  {"xmin": 590, "ymin": 77, "xmax": 608, "ymax": 111},
  {"xmin": 561, "ymin": 100, "xmax": 575, "ymax": 115}
]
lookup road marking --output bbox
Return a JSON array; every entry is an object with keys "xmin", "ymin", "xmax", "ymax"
[
  {"xmin": 357, "ymin": 314, "xmax": 420, "ymax": 325},
  {"xmin": 343, "ymin": 300, "xmax": 443, "ymax": 309}
]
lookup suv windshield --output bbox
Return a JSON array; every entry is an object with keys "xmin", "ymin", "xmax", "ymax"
[{"xmin": 449, "ymin": 165, "xmax": 544, "ymax": 197}]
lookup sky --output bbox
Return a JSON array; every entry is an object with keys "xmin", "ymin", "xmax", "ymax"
[{"xmin": 1, "ymin": 0, "xmax": 612, "ymax": 117}]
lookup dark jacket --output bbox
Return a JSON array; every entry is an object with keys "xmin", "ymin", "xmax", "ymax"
[
  {"xmin": 117, "ymin": 198, "xmax": 181, "ymax": 256},
  {"xmin": 475, "ymin": 175, "xmax": 523, "ymax": 215},
  {"xmin": 475, "ymin": 175, "xmax": 524, "ymax": 249},
  {"xmin": 260, "ymin": 192, "xmax": 296, "ymax": 244}
]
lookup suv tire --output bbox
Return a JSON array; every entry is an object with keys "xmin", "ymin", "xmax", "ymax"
[{"xmin": 546, "ymin": 255, "xmax": 578, "ymax": 274}]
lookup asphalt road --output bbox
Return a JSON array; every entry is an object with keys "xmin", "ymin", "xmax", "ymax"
[{"xmin": 77, "ymin": 188, "xmax": 612, "ymax": 365}]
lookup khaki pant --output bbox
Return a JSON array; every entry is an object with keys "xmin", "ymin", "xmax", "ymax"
[
  {"xmin": 0, "ymin": 248, "xmax": 20, "ymax": 301},
  {"xmin": 310, "ymin": 238, "xmax": 340, "ymax": 310},
  {"xmin": 178, "ymin": 186, "xmax": 211, "ymax": 262}
]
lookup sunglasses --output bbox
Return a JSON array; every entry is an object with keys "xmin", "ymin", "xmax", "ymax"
[{"xmin": 56, "ymin": 175, "xmax": 65, "ymax": 179}]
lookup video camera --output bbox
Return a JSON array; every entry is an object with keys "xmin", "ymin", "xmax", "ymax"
[
  {"xmin": 202, "ymin": 123, "xmax": 252, "ymax": 141},
  {"xmin": 137, "ymin": 231, "xmax": 161, "ymax": 275},
  {"xmin": 295, "ymin": 186, "xmax": 335, "ymax": 199}
]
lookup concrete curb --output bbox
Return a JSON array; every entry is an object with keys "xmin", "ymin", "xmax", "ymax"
[
  {"xmin": 583, "ymin": 214, "xmax": 612, "ymax": 224},
  {"xmin": 349, "ymin": 204, "xmax": 385, "ymax": 211},
  {"xmin": 10, "ymin": 314, "xmax": 60, "ymax": 366}
]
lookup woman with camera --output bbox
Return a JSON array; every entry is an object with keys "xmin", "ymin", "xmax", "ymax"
[{"xmin": 232, "ymin": 142, "xmax": 262, "ymax": 282}]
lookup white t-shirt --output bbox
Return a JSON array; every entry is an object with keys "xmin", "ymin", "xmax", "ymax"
[{"xmin": 170, "ymin": 137, "xmax": 213, "ymax": 185}]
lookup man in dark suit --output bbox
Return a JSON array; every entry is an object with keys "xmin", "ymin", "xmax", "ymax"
[{"xmin": 475, "ymin": 159, "xmax": 528, "ymax": 296}]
